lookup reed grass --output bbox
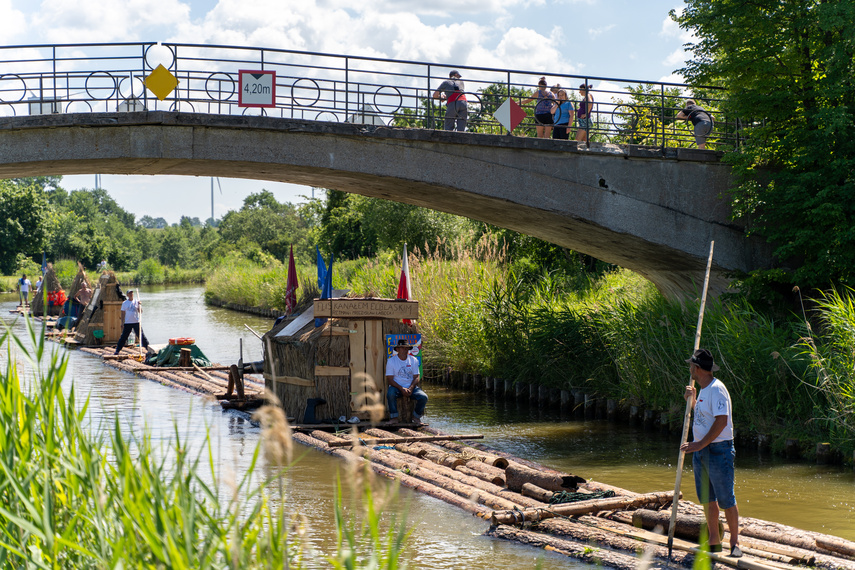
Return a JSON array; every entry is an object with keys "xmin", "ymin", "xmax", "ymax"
[{"xmin": 0, "ymin": 319, "xmax": 412, "ymax": 568}]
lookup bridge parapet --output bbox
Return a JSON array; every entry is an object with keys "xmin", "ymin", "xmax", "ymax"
[{"xmin": 1, "ymin": 42, "xmax": 739, "ymax": 151}]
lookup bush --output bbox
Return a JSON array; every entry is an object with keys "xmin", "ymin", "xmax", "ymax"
[{"xmin": 134, "ymin": 257, "xmax": 165, "ymax": 284}]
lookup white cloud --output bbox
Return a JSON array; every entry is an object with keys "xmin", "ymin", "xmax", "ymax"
[
  {"xmin": 588, "ymin": 24, "xmax": 615, "ymax": 39},
  {"xmin": 0, "ymin": 0, "xmax": 27, "ymax": 43},
  {"xmin": 32, "ymin": 0, "xmax": 191, "ymax": 43},
  {"xmin": 660, "ymin": 7, "xmax": 693, "ymax": 42},
  {"xmin": 663, "ymin": 47, "xmax": 687, "ymax": 68}
]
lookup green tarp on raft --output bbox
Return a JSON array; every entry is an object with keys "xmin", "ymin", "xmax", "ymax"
[{"xmin": 150, "ymin": 344, "xmax": 212, "ymax": 368}]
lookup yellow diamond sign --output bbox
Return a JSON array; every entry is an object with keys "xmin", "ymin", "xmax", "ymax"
[{"xmin": 145, "ymin": 64, "xmax": 179, "ymax": 101}]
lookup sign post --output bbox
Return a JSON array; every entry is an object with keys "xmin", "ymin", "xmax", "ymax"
[{"xmin": 239, "ymin": 70, "xmax": 276, "ymax": 108}]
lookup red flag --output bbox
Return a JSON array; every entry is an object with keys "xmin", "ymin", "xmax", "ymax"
[
  {"xmin": 286, "ymin": 245, "xmax": 299, "ymax": 314},
  {"xmin": 396, "ymin": 243, "xmax": 412, "ymax": 325}
]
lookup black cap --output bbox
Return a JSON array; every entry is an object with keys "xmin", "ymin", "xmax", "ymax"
[
  {"xmin": 686, "ymin": 348, "xmax": 719, "ymax": 372},
  {"xmin": 449, "ymin": 70, "xmax": 461, "ymax": 78}
]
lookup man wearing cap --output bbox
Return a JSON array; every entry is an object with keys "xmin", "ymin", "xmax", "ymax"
[
  {"xmin": 385, "ymin": 338, "xmax": 428, "ymax": 423},
  {"xmin": 114, "ymin": 289, "xmax": 149, "ymax": 355},
  {"xmin": 432, "ymin": 70, "xmax": 467, "ymax": 132},
  {"xmin": 681, "ymin": 348, "xmax": 742, "ymax": 558}
]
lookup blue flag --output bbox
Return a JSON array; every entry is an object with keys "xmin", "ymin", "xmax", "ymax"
[
  {"xmin": 316, "ymin": 246, "xmax": 327, "ymax": 289},
  {"xmin": 315, "ymin": 252, "xmax": 333, "ymax": 327}
]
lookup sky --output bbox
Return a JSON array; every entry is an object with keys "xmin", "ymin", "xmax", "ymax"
[{"xmin": 2, "ymin": 0, "xmax": 693, "ymax": 224}]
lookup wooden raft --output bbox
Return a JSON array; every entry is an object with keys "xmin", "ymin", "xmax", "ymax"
[
  {"xmin": 289, "ymin": 425, "xmax": 855, "ymax": 570},
  {"xmin": 80, "ymin": 346, "xmax": 265, "ymax": 399}
]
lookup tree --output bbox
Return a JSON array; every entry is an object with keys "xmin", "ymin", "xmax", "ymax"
[
  {"xmin": 0, "ymin": 180, "xmax": 49, "ymax": 274},
  {"xmin": 673, "ymin": 1, "xmax": 855, "ymax": 288}
]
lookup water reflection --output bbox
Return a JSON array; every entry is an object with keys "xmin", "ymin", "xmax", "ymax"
[{"xmin": 1, "ymin": 284, "xmax": 853, "ymax": 567}]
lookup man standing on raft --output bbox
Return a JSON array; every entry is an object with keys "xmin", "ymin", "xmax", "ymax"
[{"xmin": 680, "ymin": 348, "xmax": 742, "ymax": 557}]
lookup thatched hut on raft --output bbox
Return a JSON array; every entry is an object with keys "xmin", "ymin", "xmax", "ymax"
[
  {"xmin": 262, "ymin": 296, "xmax": 420, "ymax": 425},
  {"xmin": 73, "ymin": 272, "xmax": 127, "ymax": 346},
  {"xmin": 31, "ymin": 263, "xmax": 64, "ymax": 317}
]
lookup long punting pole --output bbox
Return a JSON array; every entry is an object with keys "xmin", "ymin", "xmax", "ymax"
[{"xmin": 667, "ymin": 241, "xmax": 715, "ymax": 556}]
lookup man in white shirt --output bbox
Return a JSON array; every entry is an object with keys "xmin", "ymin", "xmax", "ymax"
[
  {"xmin": 385, "ymin": 338, "xmax": 428, "ymax": 423},
  {"xmin": 113, "ymin": 290, "xmax": 149, "ymax": 355},
  {"xmin": 17, "ymin": 274, "xmax": 32, "ymax": 307},
  {"xmin": 681, "ymin": 348, "xmax": 741, "ymax": 558}
]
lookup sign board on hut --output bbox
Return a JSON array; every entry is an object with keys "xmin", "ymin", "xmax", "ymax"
[{"xmin": 314, "ymin": 298, "xmax": 418, "ymax": 320}]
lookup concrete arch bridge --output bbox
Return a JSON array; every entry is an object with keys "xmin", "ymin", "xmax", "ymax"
[{"xmin": 0, "ymin": 111, "xmax": 772, "ymax": 298}]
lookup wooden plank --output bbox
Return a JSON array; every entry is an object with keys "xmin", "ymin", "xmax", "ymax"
[
  {"xmin": 327, "ymin": 434, "xmax": 484, "ymax": 447},
  {"xmin": 364, "ymin": 320, "xmax": 385, "ymax": 393},
  {"xmin": 103, "ymin": 301, "xmax": 123, "ymax": 343},
  {"xmin": 273, "ymin": 375, "xmax": 314, "ymax": 387},
  {"xmin": 349, "ymin": 320, "xmax": 367, "ymax": 412},
  {"xmin": 314, "ymin": 365, "xmax": 350, "ymax": 376},
  {"xmin": 314, "ymin": 298, "xmax": 418, "ymax": 319}
]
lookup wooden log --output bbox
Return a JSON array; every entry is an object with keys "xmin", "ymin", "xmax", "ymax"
[
  {"xmin": 521, "ymin": 482, "xmax": 556, "ymax": 503},
  {"xmin": 455, "ymin": 465, "xmax": 505, "ymax": 487},
  {"xmin": 291, "ymin": 431, "xmax": 491, "ymax": 518},
  {"xmin": 632, "ymin": 508, "xmax": 722, "ymax": 543},
  {"xmin": 816, "ymin": 536, "xmax": 855, "ymax": 558},
  {"xmin": 490, "ymin": 490, "xmax": 676, "ymax": 525},
  {"xmin": 326, "ymin": 434, "xmax": 485, "ymax": 447},
  {"xmin": 460, "ymin": 460, "xmax": 506, "ymax": 486},
  {"xmin": 178, "ymin": 348, "xmax": 192, "ymax": 367},
  {"xmin": 505, "ymin": 462, "xmax": 585, "ymax": 493},
  {"xmin": 397, "ymin": 428, "xmax": 508, "ymax": 467},
  {"xmin": 487, "ymin": 524, "xmax": 687, "ymax": 570}
]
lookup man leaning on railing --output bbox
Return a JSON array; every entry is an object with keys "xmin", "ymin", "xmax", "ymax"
[{"xmin": 432, "ymin": 70, "xmax": 468, "ymax": 132}]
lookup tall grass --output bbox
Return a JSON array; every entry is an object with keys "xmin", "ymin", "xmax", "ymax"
[{"xmin": 0, "ymin": 319, "xmax": 411, "ymax": 568}]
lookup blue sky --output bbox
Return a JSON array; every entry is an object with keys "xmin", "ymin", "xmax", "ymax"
[{"xmin": 2, "ymin": 0, "xmax": 691, "ymax": 223}]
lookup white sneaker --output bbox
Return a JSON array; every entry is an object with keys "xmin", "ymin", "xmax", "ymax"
[{"xmin": 347, "ymin": 416, "xmax": 360, "ymax": 424}]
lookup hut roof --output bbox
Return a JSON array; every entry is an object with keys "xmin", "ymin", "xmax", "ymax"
[
  {"xmin": 31, "ymin": 263, "xmax": 62, "ymax": 316},
  {"xmin": 67, "ymin": 262, "xmax": 92, "ymax": 303}
]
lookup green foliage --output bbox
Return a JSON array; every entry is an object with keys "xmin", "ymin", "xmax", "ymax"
[
  {"xmin": 53, "ymin": 259, "xmax": 78, "ymax": 288},
  {"xmin": 135, "ymin": 258, "xmax": 166, "ymax": 284},
  {"xmin": 673, "ymin": 0, "xmax": 855, "ymax": 288},
  {"xmin": 0, "ymin": 179, "xmax": 49, "ymax": 274},
  {"xmin": 0, "ymin": 322, "xmax": 412, "ymax": 568}
]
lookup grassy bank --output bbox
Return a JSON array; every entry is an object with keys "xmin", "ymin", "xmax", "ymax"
[
  {"xmin": 0, "ymin": 321, "xmax": 410, "ymax": 568},
  {"xmin": 204, "ymin": 247, "xmax": 854, "ymax": 458}
]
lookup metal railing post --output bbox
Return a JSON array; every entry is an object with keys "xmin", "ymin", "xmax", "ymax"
[
  {"xmin": 345, "ymin": 57, "xmax": 349, "ymax": 123},
  {"xmin": 426, "ymin": 64, "xmax": 432, "ymax": 129},
  {"xmin": 660, "ymin": 83, "xmax": 666, "ymax": 154}
]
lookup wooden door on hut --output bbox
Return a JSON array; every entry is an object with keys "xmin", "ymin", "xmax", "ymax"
[{"xmin": 263, "ymin": 298, "xmax": 419, "ymax": 425}]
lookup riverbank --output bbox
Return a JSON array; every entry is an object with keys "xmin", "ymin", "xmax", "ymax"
[{"xmin": 202, "ymin": 252, "xmax": 855, "ymax": 464}]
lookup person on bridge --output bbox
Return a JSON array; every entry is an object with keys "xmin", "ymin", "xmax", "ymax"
[
  {"xmin": 17, "ymin": 274, "xmax": 32, "ymax": 308},
  {"xmin": 680, "ymin": 348, "xmax": 742, "ymax": 558},
  {"xmin": 521, "ymin": 77, "xmax": 555, "ymax": 138},
  {"xmin": 575, "ymin": 84, "xmax": 595, "ymax": 143},
  {"xmin": 433, "ymin": 70, "xmax": 468, "ymax": 132},
  {"xmin": 550, "ymin": 89, "xmax": 575, "ymax": 140},
  {"xmin": 114, "ymin": 289, "xmax": 149, "ymax": 355},
  {"xmin": 385, "ymin": 338, "xmax": 428, "ymax": 424},
  {"xmin": 677, "ymin": 99, "xmax": 713, "ymax": 149}
]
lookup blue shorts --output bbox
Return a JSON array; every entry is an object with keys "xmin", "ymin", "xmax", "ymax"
[
  {"xmin": 692, "ymin": 440, "xmax": 736, "ymax": 509},
  {"xmin": 577, "ymin": 117, "xmax": 591, "ymax": 130}
]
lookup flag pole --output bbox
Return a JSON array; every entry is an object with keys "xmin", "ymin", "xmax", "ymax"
[{"xmin": 667, "ymin": 240, "xmax": 715, "ymax": 557}]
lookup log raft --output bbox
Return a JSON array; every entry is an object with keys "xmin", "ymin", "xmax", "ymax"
[
  {"xmin": 80, "ymin": 346, "xmax": 265, "ymax": 399},
  {"xmin": 297, "ymin": 425, "xmax": 855, "ymax": 570}
]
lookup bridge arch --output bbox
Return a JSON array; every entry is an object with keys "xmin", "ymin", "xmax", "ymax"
[{"xmin": 0, "ymin": 112, "xmax": 772, "ymax": 298}]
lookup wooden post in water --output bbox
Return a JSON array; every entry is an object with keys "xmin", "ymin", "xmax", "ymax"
[{"xmin": 667, "ymin": 241, "xmax": 714, "ymax": 557}]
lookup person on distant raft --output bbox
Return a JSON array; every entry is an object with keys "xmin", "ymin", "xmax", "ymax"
[
  {"xmin": 521, "ymin": 77, "xmax": 556, "ymax": 138},
  {"xmin": 680, "ymin": 349, "xmax": 742, "ymax": 558},
  {"xmin": 433, "ymin": 70, "xmax": 468, "ymax": 132},
  {"xmin": 114, "ymin": 289, "xmax": 149, "ymax": 355},
  {"xmin": 677, "ymin": 99, "xmax": 713, "ymax": 149},
  {"xmin": 17, "ymin": 274, "xmax": 32, "ymax": 307},
  {"xmin": 385, "ymin": 338, "xmax": 428, "ymax": 424}
]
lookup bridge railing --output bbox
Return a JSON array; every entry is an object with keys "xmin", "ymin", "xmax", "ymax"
[{"xmin": 0, "ymin": 42, "xmax": 739, "ymax": 151}]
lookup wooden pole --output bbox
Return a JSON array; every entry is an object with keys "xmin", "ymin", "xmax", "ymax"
[
  {"xmin": 667, "ymin": 240, "xmax": 715, "ymax": 556},
  {"xmin": 326, "ymin": 433, "xmax": 484, "ymax": 447}
]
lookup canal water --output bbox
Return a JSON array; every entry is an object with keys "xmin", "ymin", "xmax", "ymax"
[{"xmin": 2, "ymin": 284, "xmax": 853, "ymax": 568}]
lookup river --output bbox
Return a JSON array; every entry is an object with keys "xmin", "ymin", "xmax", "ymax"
[{"xmin": 2, "ymin": 284, "xmax": 853, "ymax": 568}]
